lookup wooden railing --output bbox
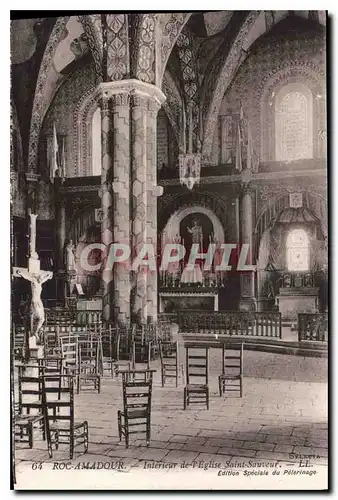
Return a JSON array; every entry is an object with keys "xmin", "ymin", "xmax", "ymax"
[
  {"xmin": 298, "ymin": 313, "xmax": 328, "ymax": 342},
  {"xmin": 176, "ymin": 311, "xmax": 282, "ymax": 338},
  {"xmin": 45, "ymin": 308, "xmax": 76, "ymax": 325},
  {"xmin": 159, "ymin": 271, "xmax": 227, "ymax": 290},
  {"xmin": 158, "ymin": 313, "xmax": 179, "ymax": 324}
]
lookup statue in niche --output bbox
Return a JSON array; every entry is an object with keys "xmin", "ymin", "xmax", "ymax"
[
  {"xmin": 64, "ymin": 239, "xmax": 77, "ymax": 272},
  {"xmin": 187, "ymin": 219, "xmax": 203, "ymax": 245},
  {"xmin": 173, "ymin": 233, "xmax": 181, "ymax": 244}
]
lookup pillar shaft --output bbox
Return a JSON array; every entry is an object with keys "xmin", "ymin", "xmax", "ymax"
[
  {"xmin": 146, "ymin": 100, "xmax": 161, "ymax": 324},
  {"xmin": 100, "ymin": 94, "xmax": 114, "ymax": 322},
  {"xmin": 97, "ymin": 80, "xmax": 165, "ymax": 326},
  {"xmin": 131, "ymin": 93, "xmax": 148, "ymax": 324},
  {"xmin": 54, "ymin": 179, "xmax": 66, "ymax": 303},
  {"xmin": 55, "ymin": 199, "xmax": 66, "ymax": 270},
  {"xmin": 239, "ymin": 186, "xmax": 256, "ymax": 311},
  {"xmin": 111, "ymin": 93, "xmax": 131, "ymax": 325}
]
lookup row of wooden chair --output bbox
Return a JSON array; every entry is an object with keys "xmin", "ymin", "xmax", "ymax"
[
  {"xmin": 183, "ymin": 343, "xmax": 244, "ymax": 409},
  {"xmin": 14, "ymin": 341, "xmax": 244, "ymax": 455},
  {"xmin": 14, "ymin": 361, "xmax": 88, "ymax": 458}
]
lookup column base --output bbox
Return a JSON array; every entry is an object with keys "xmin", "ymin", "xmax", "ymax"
[{"xmin": 239, "ymin": 297, "xmax": 257, "ymax": 312}]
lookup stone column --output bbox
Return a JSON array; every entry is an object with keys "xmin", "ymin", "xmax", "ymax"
[
  {"xmin": 111, "ymin": 92, "xmax": 131, "ymax": 326},
  {"xmin": 99, "ymin": 93, "xmax": 114, "ymax": 322},
  {"xmin": 130, "ymin": 83, "xmax": 165, "ymax": 325},
  {"xmin": 146, "ymin": 99, "xmax": 163, "ymax": 324},
  {"xmin": 239, "ymin": 183, "xmax": 256, "ymax": 311},
  {"xmin": 54, "ymin": 179, "xmax": 67, "ymax": 303},
  {"xmin": 131, "ymin": 92, "xmax": 148, "ymax": 324},
  {"xmin": 54, "ymin": 177, "xmax": 66, "ymax": 268},
  {"xmin": 97, "ymin": 80, "xmax": 165, "ymax": 326}
]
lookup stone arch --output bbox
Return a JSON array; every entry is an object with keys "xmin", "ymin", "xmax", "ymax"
[
  {"xmin": 158, "ymin": 13, "xmax": 192, "ymax": 86},
  {"xmin": 159, "ymin": 191, "xmax": 228, "ymax": 236},
  {"xmin": 11, "ymin": 98, "xmax": 26, "ymax": 218},
  {"xmin": 73, "ymin": 86, "xmax": 99, "ymax": 176},
  {"xmin": 161, "ymin": 70, "xmax": 183, "ymax": 144},
  {"xmin": 258, "ymin": 63, "xmax": 324, "ymax": 162},
  {"xmin": 11, "ymin": 98, "xmax": 24, "ymax": 172},
  {"xmin": 77, "ymin": 14, "xmax": 103, "ymax": 80},
  {"xmin": 253, "ymin": 190, "xmax": 327, "ymax": 262},
  {"xmin": 162, "ymin": 205, "xmax": 225, "ymax": 246},
  {"xmin": 201, "ymin": 11, "xmax": 261, "ymax": 162},
  {"xmin": 133, "ymin": 14, "xmax": 157, "ymax": 84},
  {"xmin": 27, "ymin": 17, "xmax": 70, "ymax": 173}
]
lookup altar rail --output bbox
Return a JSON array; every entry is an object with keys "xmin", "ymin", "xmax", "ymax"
[
  {"xmin": 177, "ymin": 311, "xmax": 282, "ymax": 338},
  {"xmin": 158, "ymin": 313, "xmax": 179, "ymax": 324},
  {"xmin": 298, "ymin": 313, "xmax": 328, "ymax": 342}
]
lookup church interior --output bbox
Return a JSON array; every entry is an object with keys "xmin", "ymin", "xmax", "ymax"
[{"xmin": 10, "ymin": 12, "xmax": 328, "ymax": 489}]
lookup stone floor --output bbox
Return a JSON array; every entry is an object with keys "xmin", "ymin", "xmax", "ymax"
[{"xmin": 14, "ymin": 349, "xmax": 328, "ymax": 490}]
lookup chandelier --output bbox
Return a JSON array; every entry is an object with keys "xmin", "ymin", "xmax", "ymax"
[{"xmin": 179, "ymin": 153, "xmax": 201, "ymax": 190}]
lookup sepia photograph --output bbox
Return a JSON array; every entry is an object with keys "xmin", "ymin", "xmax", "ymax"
[{"xmin": 9, "ymin": 9, "xmax": 328, "ymax": 490}]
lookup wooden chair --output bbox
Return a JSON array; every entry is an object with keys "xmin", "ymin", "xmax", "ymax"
[
  {"xmin": 157, "ymin": 320, "xmax": 172, "ymax": 343},
  {"xmin": 129, "ymin": 341, "xmax": 154, "ymax": 382},
  {"xmin": 14, "ymin": 365, "xmax": 45, "ymax": 448},
  {"xmin": 60, "ymin": 338, "xmax": 79, "ymax": 378},
  {"xmin": 117, "ymin": 371, "xmax": 153, "ymax": 448},
  {"xmin": 13, "ymin": 325, "xmax": 27, "ymax": 360},
  {"xmin": 101, "ymin": 324, "xmax": 118, "ymax": 378},
  {"xmin": 114, "ymin": 329, "xmax": 133, "ymax": 377},
  {"xmin": 183, "ymin": 346, "xmax": 209, "ymax": 410},
  {"xmin": 159, "ymin": 340, "xmax": 184, "ymax": 387},
  {"xmin": 41, "ymin": 374, "xmax": 88, "ymax": 459},
  {"xmin": 218, "ymin": 342, "xmax": 244, "ymax": 397},
  {"xmin": 77, "ymin": 340, "xmax": 101, "ymax": 394},
  {"xmin": 144, "ymin": 323, "xmax": 158, "ymax": 359},
  {"xmin": 43, "ymin": 328, "xmax": 60, "ymax": 357}
]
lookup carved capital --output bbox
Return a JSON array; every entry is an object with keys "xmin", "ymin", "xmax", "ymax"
[
  {"xmin": 147, "ymin": 99, "xmax": 161, "ymax": 116},
  {"xmin": 130, "ymin": 91, "xmax": 148, "ymax": 110},
  {"xmin": 111, "ymin": 92, "xmax": 130, "ymax": 108},
  {"xmin": 98, "ymin": 92, "xmax": 110, "ymax": 113},
  {"xmin": 240, "ymin": 181, "xmax": 253, "ymax": 197}
]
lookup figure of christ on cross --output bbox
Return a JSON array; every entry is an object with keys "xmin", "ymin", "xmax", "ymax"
[
  {"xmin": 13, "ymin": 269, "xmax": 53, "ymax": 343},
  {"xmin": 12, "ymin": 212, "xmax": 53, "ymax": 345}
]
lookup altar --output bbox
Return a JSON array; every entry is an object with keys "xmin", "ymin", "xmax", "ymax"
[
  {"xmin": 276, "ymin": 287, "xmax": 319, "ymax": 321},
  {"xmin": 159, "ymin": 291, "xmax": 219, "ymax": 313}
]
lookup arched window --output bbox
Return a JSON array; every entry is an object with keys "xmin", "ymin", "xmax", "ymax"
[
  {"xmin": 286, "ymin": 228, "xmax": 309, "ymax": 272},
  {"xmin": 92, "ymin": 107, "xmax": 101, "ymax": 176},
  {"xmin": 275, "ymin": 83, "xmax": 313, "ymax": 162}
]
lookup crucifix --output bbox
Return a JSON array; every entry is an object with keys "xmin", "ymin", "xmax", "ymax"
[{"xmin": 12, "ymin": 212, "xmax": 53, "ymax": 349}]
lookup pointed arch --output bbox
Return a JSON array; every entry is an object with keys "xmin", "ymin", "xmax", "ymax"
[
  {"xmin": 158, "ymin": 13, "xmax": 192, "ymax": 86},
  {"xmin": 201, "ymin": 11, "xmax": 262, "ymax": 162},
  {"xmin": 27, "ymin": 17, "xmax": 70, "ymax": 173}
]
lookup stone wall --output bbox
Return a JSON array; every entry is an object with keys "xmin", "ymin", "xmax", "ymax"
[
  {"xmin": 214, "ymin": 29, "xmax": 326, "ymax": 166},
  {"xmin": 157, "ymin": 108, "xmax": 169, "ymax": 170},
  {"xmin": 39, "ymin": 62, "xmax": 97, "ymax": 179}
]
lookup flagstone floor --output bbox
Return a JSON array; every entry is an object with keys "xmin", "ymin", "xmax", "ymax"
[{"xmin": 14, "ymin": 349, "xmax": 328, "ymax": 489}]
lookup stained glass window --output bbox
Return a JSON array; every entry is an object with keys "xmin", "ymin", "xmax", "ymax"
[
  {"xmin": 286, "ymin": 229, "xmax": 309, "ymax": 272},
  {"xmin": 275, "ymin": 88, "xmax": 313, "ymax": 162}
]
